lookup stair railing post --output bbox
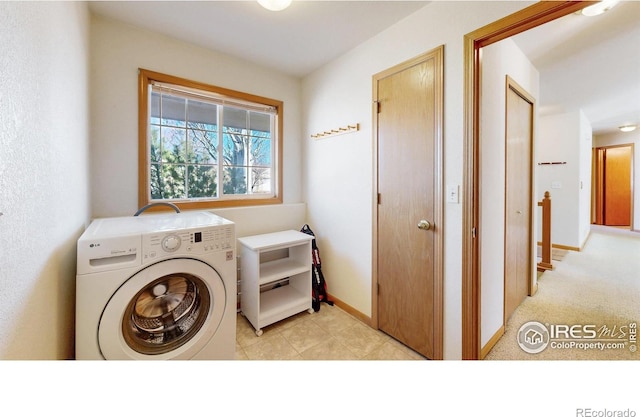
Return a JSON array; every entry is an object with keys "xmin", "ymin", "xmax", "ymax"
[{"xmin": 537, "ymin": 191, "xmax": 553, "ymax": 272}]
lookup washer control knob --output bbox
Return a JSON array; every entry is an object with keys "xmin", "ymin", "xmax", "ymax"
[{"xmin": 162, "ymin": 235, "xmax": 181, "ymax": 252}]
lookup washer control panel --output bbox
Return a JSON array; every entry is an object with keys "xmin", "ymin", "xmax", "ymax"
[{"xmin": 142, "ymin": 225, "xmax": 234, "ymax": 263}]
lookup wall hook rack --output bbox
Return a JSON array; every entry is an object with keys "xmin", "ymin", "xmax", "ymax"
[
  {"xmin": 311, "ymin": 123, "xmax": 359, "ymax": 140},
  {"xmin": 537, "ymin": 161, "xmax": 567, "ymax": 166}
]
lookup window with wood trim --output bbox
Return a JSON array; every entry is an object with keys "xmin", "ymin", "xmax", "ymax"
[{"xmin": 138, "ymin": 69, "xmax": 283, "ymax": 210}]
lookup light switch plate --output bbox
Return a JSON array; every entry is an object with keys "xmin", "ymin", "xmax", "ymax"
[{"xmin": 447, "ymin": 185, "xmax": 459, "ymax": 203}]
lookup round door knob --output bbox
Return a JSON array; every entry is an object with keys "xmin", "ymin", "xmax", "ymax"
[{"xmin": 418, "ymin": 220, "xmax": 432, "ymax": 231}]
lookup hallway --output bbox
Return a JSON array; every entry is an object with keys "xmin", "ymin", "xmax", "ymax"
[{"xmin": 486, "ymin": 226, "xmax": 639, "ymax": 360}]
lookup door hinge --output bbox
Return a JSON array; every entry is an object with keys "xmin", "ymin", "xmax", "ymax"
[
  {"xmin": 377, "ymin": 282, "xmax": 380, "ymax": 294},
  {"xmin": 472, "ymin": 227, "xmax": 477, "ymax": 238},
  {"xmin": 374, "ymin": 100, "xmax": 381, "ymax": 113},
  {"xmin": 377, "ymin": 193, "xmax": 381, "ymax": 205}
]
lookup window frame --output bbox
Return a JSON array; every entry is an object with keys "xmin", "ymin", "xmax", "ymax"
[{"xmin": 138, "ymin": 68, "xmax": 283, "ymax": 211}]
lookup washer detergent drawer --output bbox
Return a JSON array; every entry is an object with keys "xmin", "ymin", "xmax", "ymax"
[{"xmin": 77, "ymin": 235, "xmax": 142, "ymax": 275}]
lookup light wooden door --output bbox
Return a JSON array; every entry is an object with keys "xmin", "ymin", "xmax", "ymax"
[
  {"xmin": 604, "ymin": 146, "xmax": 632, "ymax": 226},
  {"xmin": 593, "ymin": 145, "xmax": 633, "ymax": 227},
  {"xmin": 374, "ymin": 47, "xmax": 443, "ymax": 359},
  {"xmin": 504, "ymin": 79, "xmax": 534, "ymax": 322}
]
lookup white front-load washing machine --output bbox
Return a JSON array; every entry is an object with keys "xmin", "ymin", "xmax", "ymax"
[{"xmin": 76, "ymin": 211, "xmax": 236, "ymax": 360}]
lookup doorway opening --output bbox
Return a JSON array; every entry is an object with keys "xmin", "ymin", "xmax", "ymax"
[{"xmin": 461, "ymin": 1, "xmax": 590, "ymax": 360}]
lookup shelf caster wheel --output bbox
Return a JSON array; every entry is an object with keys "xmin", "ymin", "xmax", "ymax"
[
  {"xmin": 307, "ymin": 308, "xmax": 315, "ymax": 314},
  {"xmin": 255, "ymin": 329, "xmax": 263, "ymax": 337}
]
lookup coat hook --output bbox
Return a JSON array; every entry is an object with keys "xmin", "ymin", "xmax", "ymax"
[{"xmin": 311, "ymin": 123, "xmax": 360, "ymax": 140}]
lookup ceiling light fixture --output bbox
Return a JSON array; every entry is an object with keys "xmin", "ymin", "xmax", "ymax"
[
  {"xmin": 580, "ymin": 0, "xmax": 619, "ymax": 17},
  {"xmin": 257, "ymin": 0, "xmax": 292, "ymax": 12},
  {"xmin": 619, "ymin": 125, "xmax": 637, "ymax": 133}
]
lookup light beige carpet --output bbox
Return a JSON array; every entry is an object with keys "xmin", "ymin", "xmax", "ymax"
[{"xmin": 486, "ymin": 227, "xmax": 639, "ymax": 360}]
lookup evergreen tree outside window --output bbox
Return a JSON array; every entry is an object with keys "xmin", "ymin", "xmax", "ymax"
[{"xmin": 138, "ymin": 69, "xmax": 283, "ymax": 210}]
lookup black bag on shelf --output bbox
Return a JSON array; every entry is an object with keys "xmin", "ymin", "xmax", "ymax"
[{"xmin": 300, "ymin": 224, "xmax": 334, "ymax": 312}]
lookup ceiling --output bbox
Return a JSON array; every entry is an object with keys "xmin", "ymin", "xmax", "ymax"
[
  {"xmin": 88, "ymin": 1, "xmax": 429, "ymax": 77},
  {"xmin": 89, "ymin": 0, "xmax": 640, "ymax": 135},
  {"xmin": 511, "ymin": 1, "xmax": 640, "ymax": 134}
]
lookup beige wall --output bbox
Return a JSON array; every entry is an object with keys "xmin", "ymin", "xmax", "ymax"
[
  {"xmin": 0, "ymin": 2, "xmax": 90, "ymax": 359},
  {"xmin": 302, "ymin": 1, "xmax": 534, "ymax": 359},
  {"xmin": 537, "ymin": 111, "xmax": 593, "ymax": 249}
]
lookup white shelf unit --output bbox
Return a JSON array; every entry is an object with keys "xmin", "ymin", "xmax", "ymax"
[{"xmin": 238, "ymin": 230, "xmax": 313, "ymax": 336}]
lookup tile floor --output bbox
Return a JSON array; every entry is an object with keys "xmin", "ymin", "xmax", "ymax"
[{"xmin": 235, "ymin": 304, "xmax": 426, "ymax": 360}]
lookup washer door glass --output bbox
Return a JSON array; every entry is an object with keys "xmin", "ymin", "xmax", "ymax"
[
  {"xmin": 98, "ymin": 258, "xmax": 226, "ymax": 360},
  {"xmin": 123, "ymin": 273, "xmax": 210, "ymax": 355}
]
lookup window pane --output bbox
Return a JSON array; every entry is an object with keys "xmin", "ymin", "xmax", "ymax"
[
  {"xmin": 250, "ymin": 168, "xmax": 271, "ymax": 194},
  {"xmin": 151, "ymin": 92, "xmax": 160, "ymax": 125},
  {"xmin": 249, "ymin": 111, "xmax": 270, "ymax": 133},
  {"xmin": 223, "ymin": 133, "xmax": 247, "ymax": 166},
  {"xmin": 187, "ymin": 165, "xmax": 218, "ymax": 198},
  {"xmin": 150, "ymin": 163, "xmax": 162, "ymax": 200},
  {"xmin": 164, "ymin": 164, "xmax": 186, "ymax": 199},
  {"xmin": 223, "ymin": 107, "xmax": 248, "ymax": 132},
  {"xmin": 161, "ymin": 95, "xmax": 186, "ymax": 127},
  {"xmin": 187, "ymin": 100, "xmax": 217, "ymax": 130},
  {"xmin": 161, "ymin": 127, "xmax": 186, "ymax": 163},
  {"xmin": 251, "ymin": 128, "xmax": 271, "ymax": 139},
  {"xmin": 250, "ymin": 136, "xmax": 271, "ymax": 166},
  {"xmin": 151, "ymin": 164, "xmax": 186, "ymax": 200},
  {"xmin": 150, "ymin": 125, "xmax": 161, "ymax": 163},
  {"xmin": 188, "ymin": 129, "xmax": 217, "ymax": 164},
  {"xmin": 223, "ymin": 166, "xmax": 247, "ymax": 195}
]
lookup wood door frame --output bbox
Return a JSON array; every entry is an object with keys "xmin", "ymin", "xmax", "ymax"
[
  {"xmin": 461, "ymin": 1, "xmax": 595, "ymax": 360},
  {"xmin": 503, "ymin": 76, "xmax": 536, "ymax": 324},
  {"xmin": 372, "ymin": 46, "xmax": 444, "ymax": 360},
  {"xmin": 593, "ymin": 147, "xmax": 605, "ymax": 225},
  {"xmin": 592, "ymin": 143, "xmax": 635, "ymax": 228}
]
